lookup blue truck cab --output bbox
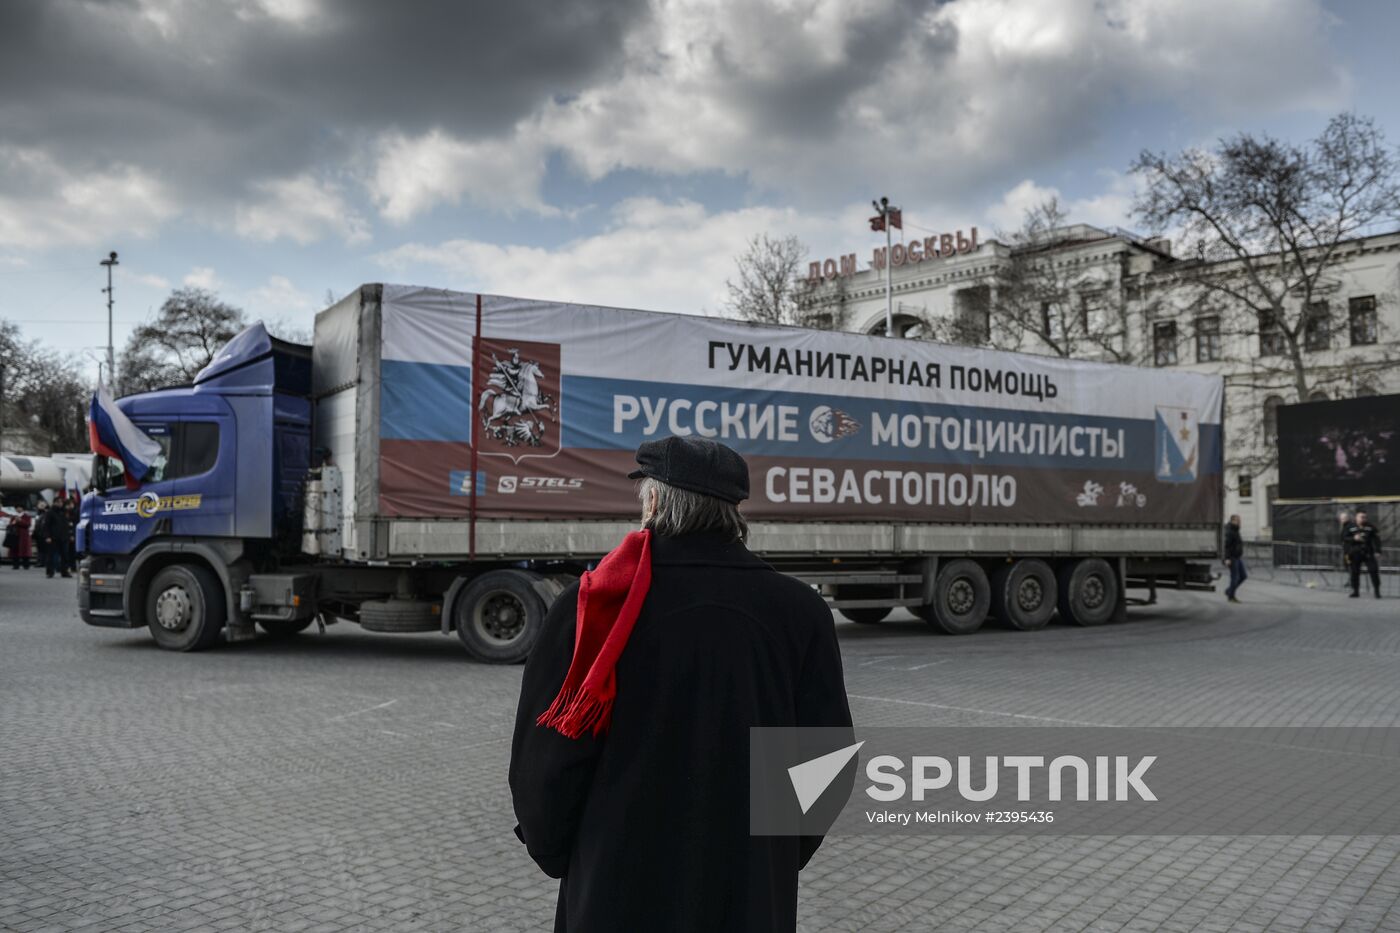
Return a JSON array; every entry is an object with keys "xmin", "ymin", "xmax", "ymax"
[{"xmin": 79, "ymin": 324, "xmax": 314, "ymax": 648}]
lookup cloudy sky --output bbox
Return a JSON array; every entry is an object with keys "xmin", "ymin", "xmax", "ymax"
[{"xmin": 2, "ymin": 0, "xmax": 1398, "ymax": 370}]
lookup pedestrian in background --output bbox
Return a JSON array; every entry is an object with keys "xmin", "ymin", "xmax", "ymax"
[
  {"xmin": 32, "ymin": 500, "xmax": 49, "ymax": 572},
  {"xmin": 40, "ymin": 497, "xmax": 71, "ymax": 579},
  {"xmin": 63, "ymin": 497, "xmax": 79, "ymax": 575},
  {"xmin": 1338, "ymin": 509, "xmax": 1352, "ymax": 572},
  {"xmin": 7, "ymin": 511, "xmax": 33, "ymax": 570},
  {"xmin": 511, "ymin": 436, "xmax": 853, "ymax": 933},
  {"xmin": 1223, "ymin": 514, "xmax": 1246, "ymax": 603},
  {"xmin": 1344, "ymin": 510, "xmax": 1383, "ymax": 599}
]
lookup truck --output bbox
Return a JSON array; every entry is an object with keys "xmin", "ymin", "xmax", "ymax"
[{"xmin": 78, "ymin": 284, "xmax": 1223, "ymax": 661}]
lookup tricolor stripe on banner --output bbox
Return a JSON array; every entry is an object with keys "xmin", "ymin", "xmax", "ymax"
[{"xmin": 88, "ymin": 384, "xmax": 162, "ymax": 491}]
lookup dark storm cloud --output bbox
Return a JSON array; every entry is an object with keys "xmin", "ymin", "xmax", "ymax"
[
  {"xmin": 708, "ymin": 0, "xmax": 957, "ymax": 139},
  {"xmin": 0, "ymin": 0, "xmax": 647, "ymax": 202}
]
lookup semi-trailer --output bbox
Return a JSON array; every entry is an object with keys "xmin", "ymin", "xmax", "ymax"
[{"xmin": 78, "ymin": 284, "xmax": 1223, "ymax": 661}]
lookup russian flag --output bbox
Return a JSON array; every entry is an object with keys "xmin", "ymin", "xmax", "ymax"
[{"xmin": 88, "ymin": 384, "xmax": 162, "ymax": 491}]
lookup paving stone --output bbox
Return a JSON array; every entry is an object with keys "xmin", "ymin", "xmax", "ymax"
[{"xmin": 2, "ymin": 574, "xmax": 1399, "ymax": 930}]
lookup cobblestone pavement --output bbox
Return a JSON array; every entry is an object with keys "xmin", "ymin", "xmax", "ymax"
[{"xmin": 2, "ymin": 568, "xmax": 1398, "ymax": 932}]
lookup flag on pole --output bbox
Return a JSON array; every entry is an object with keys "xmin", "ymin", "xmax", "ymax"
[
  {"xmin": 88, "ymin": 383, "xmax": 161, "ymax": 490},
  {"xmin": 887, "ymin": 208, "xmax": 902, "ymax": 230},
  {"xmin": 869, "ymin": 213, "xmax": 886, "ymax": 232}
]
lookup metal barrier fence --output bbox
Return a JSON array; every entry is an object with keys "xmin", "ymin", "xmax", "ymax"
[{"xmin": 1242, "ymin": 540, "xmax": 1399, "ymax": 598}]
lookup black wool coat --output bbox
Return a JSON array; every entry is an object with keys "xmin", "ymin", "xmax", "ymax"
[{"xmin": 509, "ymin": 529, "xmax": 853, "ymax": 933}]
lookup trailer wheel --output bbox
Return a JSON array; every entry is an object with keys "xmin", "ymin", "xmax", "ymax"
[
  {"xmin": 833, "ymin": 585, "xmax": 893, "ymax": 624},
  {"xmin": 1056, "ymin": 558, "xmax": 1117, "ymax": 626},
  {"xmin": 455, "ymin": 570, "xmax": 547, "ymax": 664},
  {"xmin": 145, "ymin": 564, "xmax": 225, "ymax": 651},
  {"xmin": 258, "ymin": 619, "xmax": 313, "ymax": 638},
  {"xmin": 921, "ymin": 559, "xmax": 990, "ymax": 635},
  {"xmin": 992, "ymin": 559, "xmax": 1057, "ymax": 631}
]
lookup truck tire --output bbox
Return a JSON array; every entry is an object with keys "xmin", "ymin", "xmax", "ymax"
[
  {"xmin": 145, "ymin": 563, "xmax": 226, "ymax": 652},
  {"xmin": 833, "ymin": 585, "xmax": 893, "ymax": 624},
  {"xmin": 1056, "ymin": 558, "xmax": 1117, "ymax": 626},
  {"xmin": 359, "ymin": 599, "xmax": 439, "ymax": 633},
  {"xmin": 455, "ymin": 570, "xmax": 547, "ymax": 664},
  {"xmin": 992, "ymin": 559, "xmax": 1057, "ymax": 631},
  {"xmin": 920, "ymin": 559, "xmax": 990, "ymax": 635},
  {"xmin": 258, "ymin": 619, "xmax": 313, "ymax": 638}
]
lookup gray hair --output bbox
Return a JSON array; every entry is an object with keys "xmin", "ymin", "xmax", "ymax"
[{"xmin": 638, "ymin": 477, "xmax": 748, "ymax": 542}]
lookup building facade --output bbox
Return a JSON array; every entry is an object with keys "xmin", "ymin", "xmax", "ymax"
[{"xmin": 803, "ymin": 226, "xmax": 1400, "ymax": 540}]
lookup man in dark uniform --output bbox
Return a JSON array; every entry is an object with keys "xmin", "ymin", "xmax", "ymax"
[
  {"xmin": 1343, "ymin": 510, "xmax": 1383, "ymax": 599},
  {"xmin": 510, "ymin": 436, "xmax": 853, "ymax": 932}
]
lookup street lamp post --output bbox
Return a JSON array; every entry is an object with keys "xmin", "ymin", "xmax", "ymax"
[{"xmin": 99, "ymin": 251, "xmax": 118, "ymax": 387}]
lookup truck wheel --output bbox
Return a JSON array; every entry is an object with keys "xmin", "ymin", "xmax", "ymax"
[
  {"xmin": 455, "ymin": 570, "xmax": 547, "ymax": 664},
  {"xmin": 833, "ymin": 585, "xmax": 893, "ymax": 624},
  {"xmin": 146, "ymin": 564, "xmax": 226, "ymax": 651},
  {"xmin": 258, "ymin": 619, "xmax": 313, "ymax": 638},
  {"xmin": 359, "ymin": 599, "xmax": 439, "ymax": 633},
  {"xmin": 921, "ymin": 559, "xmax": 990, "ymax": 635},
  {"xmin": 1056, "ymin": 558, "xmax": 1117, "ymax": 626},
  {"xmin": 992, "ymin": 559, "xmax": 1057, "ymax": 631}
]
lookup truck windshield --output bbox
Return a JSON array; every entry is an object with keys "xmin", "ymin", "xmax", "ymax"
[{"xmin": 94, "ymin": 423, "xmax": 217, "ymax": 491}]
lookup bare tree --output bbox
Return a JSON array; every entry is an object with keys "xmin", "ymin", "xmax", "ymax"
[
  {"xmin": 0, "ymin": 321, "xmax": 90, "ymax": 452},
  {"xmin": 266, "ymin": 318, "xmax": 313, "ymax": 344},
  {"xmin": 935, "ymin": 198, "xmax": 1149, "ymax": 362},
  {"xmin": 116, "ymin": 288, "xmax": 247, "ymax": 395},
  {"xmin": 1132, "ymin": 113, "xmax": 1400, "ymax": 402},
  {"xmin": 725, "ymin": 234, "xmax": 843, "ymax": 329}
]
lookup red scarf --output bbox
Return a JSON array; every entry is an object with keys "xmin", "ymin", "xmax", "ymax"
[{"xmin": 537, "ymin": 529, "xmax": 653, "ymax": 738}]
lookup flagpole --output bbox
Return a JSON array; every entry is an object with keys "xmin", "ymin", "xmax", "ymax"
[
  {"xmin": 885, "ymin": 204, "xmax": 893, "ymax": 338},
  {"xmin": 870, "ymin": 196, "xmax": 898, "ymax": 337}
]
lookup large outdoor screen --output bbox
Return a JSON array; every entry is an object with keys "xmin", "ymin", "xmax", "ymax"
[{"xmin": 1277, "ymin": 394, "xmax": 1400, "ymax": 499}]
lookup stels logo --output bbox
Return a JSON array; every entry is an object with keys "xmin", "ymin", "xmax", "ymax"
[
  {"xmin": 476, "ymin": 338, "xmax": 561, "ymax": 465},
  {"xmin": 497, "ymin": 475, "xmax": 585, "ymax": 494}
]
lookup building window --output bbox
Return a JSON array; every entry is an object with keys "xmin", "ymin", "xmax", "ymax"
[
  {"xmin": 1349, "ymin": 295, "xmax": 1378, "ymax": 346},
  {"xmin": 1153, "ymin": 321, "xmax": 1178, "ymax": 366},
  {"xmin": 1263, "ymin": 395, "xmax": 1284, "ymax": 443},
  {"xmin": 1239, "ymin": 474, "xmax": 1253, "ymax": 500},
  {"xmin": 1039, "ymin": 302, "xmax": 1053, "ymax": 338},
  {"xmin": 953, "ymin": 285, "xmax": 991, "ymax": 344},
  {"xmin": 1304, "ymin": 301, "xmax": 1330, "ymax": 352},
  {"xmin": 1195, "ymin": 315, "xmax": 1221, "ymax": 362},
  {"xmin": 1259, "ymin": 311, "xmax": 1286, "ymax": 356},
  {"xmin": 1077, "ymin": 293, "xmax": 1099, "ymax": 333}
]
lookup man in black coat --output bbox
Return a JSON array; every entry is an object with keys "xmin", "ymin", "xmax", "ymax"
[
  {"xmin": 38, "ymin": 498, "xmax": 72, "ymax": 579},
  {"xmin": 510, "ymin": 436, "xmax": 853, "ymax": 932},
  {"xmin": 1343, "ymin": 510, "xmax": 1383, "ymax": 599},
  {"xmin": 1222, "ymin": 514, "xmax": 1246, "ymax": 603}
]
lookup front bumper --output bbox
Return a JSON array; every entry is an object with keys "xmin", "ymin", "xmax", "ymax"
[{"xmin": 78, "ymin": 559, "xmax": 137, "ymax": 628}]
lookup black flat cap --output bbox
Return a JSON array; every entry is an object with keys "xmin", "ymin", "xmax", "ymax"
[{"xmin": 627, "ymin": 436, "xmax": 750, "ymax": 504}]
